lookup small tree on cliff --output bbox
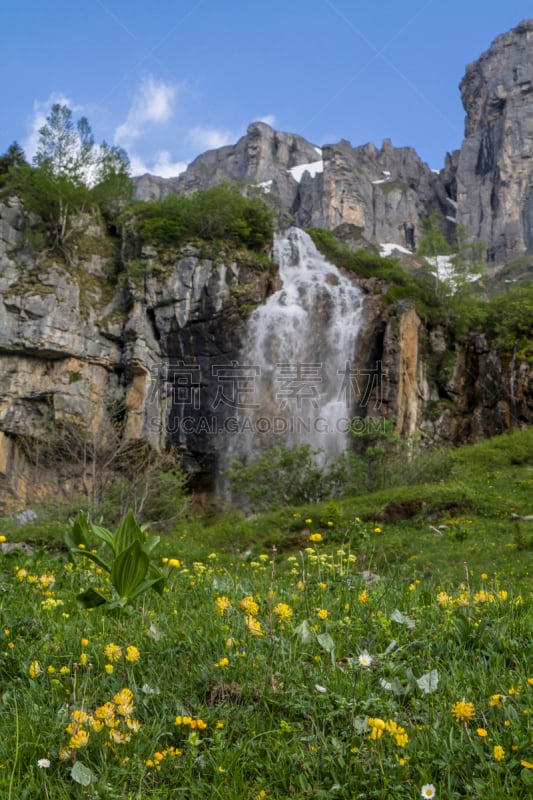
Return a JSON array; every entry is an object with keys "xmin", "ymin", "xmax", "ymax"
[{"xmin": 2, "ymin": 104, "xmax": 131, "ymax": 261}]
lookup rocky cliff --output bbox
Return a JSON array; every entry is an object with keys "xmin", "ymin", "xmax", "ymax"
[
  {"xmin": 134, "ymin": 20, "xmax": 533, "ymax": 264},
  {"xmin": 1, "ymin": 199, "xmax": 531, "ymax": 511},
  {"xmin": 455, "ymin": 20, "xmax": 533, "ymax": 262},
  {"xmin": 0, "ymin": 201, "xmax": 273, "ymax": 510},
  {"xmin": 135, "ymin": 123, "xmax": 448, "ymax": 253}
]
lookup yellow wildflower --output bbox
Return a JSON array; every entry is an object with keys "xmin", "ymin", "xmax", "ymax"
[
  {"xmin": 29, "ymin": 660, "xmax": 41, "ymax": 678},
  {"xmin": 69, "ymin": 729, "xmax": 90, "ymax": 749},
  {"xmin": 113, "ymin": 688, "xmax": 135, "ymax": 717},
  {"xmin": 309, "ymin": 533, "xmax": 323, "ymax": 543},
  {"xmin": 168, "ymin": 558, "xmax": 181, "ymax": 568},
  {"xmin": 451, "ymin": 700, "xmax": 475, "ymax": 723},
  {"xmin": 493, "ymin": 745, "xmax": 505, "ymax": 762},
  {"xmin": 95, "ymin": 702, "xmax": 116, "ymax": 725},
  {"xmin": 104, "ymin": 642, "xmax": 122, "ymax": 662},
  {"xmin": 488, "ymin": 694, "xmax": 504, "ymax": 707},
  {"xmin": 317, "ymin": 609, "xmax": 328, "ymax": 620},
  {"xmin": 273, "ymin": 602, "xmax": 293, "ymax": 620},
  {"xmin": 240, "ymin": 596, "xmax": 259, "ymax": 615},
  {"xmin": 125, "ymin": 645, "xmax": 140, "ymax": 662},
  {"xmin": 215, "ymin": 596, "xmax": 231, "ymax": 614},
  {"xmin": 245, "ymin": 616, "xmax": 263, "ymax": 636},
  {"xmin": 71, "ymin": 709, "xmax": 89, "ymax": 724}
]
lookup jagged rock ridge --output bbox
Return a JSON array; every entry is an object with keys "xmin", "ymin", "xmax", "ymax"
[
  {"xmin": 135, "ymin": 122, "xmax": 449, "ymax": 254},
  {"xmin": 135, "ymin": 20, "xmax": 533, "ymax": 264}
]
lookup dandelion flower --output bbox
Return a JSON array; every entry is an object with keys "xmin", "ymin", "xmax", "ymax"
[
  {"xmin": 304, "ymin": 518, "xmax": 313, "ymax": 524},
  {"xmin": 168, "ymin": 558, "xmax": 181, "ymax": 568},
  {"xmin": 37, "ymin": 758, "xmax": 50, "ymax": 768},
  {"xmin": 451, "ymin": 700, "xmax": 475, "ymax": 723},
  {"xmin": 476, "ymin": 728, "xmax": 488, "ymax": 737},
  {"xmin": 374, "ymin": 527, "xmax": 382, "ymax": 534},
  {"xmin": 421, "ymin": 785, "xmax": 436, "ymax": 798},
  {"xmin": 317, "ymin": 609, "xmax": 328, "ymax": 620},
  {"xmin": 358, "ymin": 652, "xmax": 372, "ymax": 667},
  {"xmin": 309, "ymin": 533, "xmax": 323, "ymax": 543},
  {"xmin": 104, "ymin": 664, "xmax": 114, "ymax": 674}
]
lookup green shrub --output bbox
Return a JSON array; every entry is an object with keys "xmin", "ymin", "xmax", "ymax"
[
  {"xmin": 126, "ymin": 182, "xmax": 274, "ymax": 252},
  {"xmin": 224, "ymin": 444, "xmax": 346, "ymax": 510}
]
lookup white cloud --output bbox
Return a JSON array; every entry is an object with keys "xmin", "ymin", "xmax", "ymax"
[
  {"xmin": 257, "ymin": 114, "xmax": 277, "ymax": 127},
  {"xmin": 187, "ymin": 125, "xmax": 235, "ymax": 151},
  {"xmin": 23, "ymin": 92, "xmax": 74, "ymax": 160},
  {"xmin": 115, "ymin": 76, "xmax": 180, "ymax": 146},
  {"xmin": 130, "ymin": 149, "xmax": 188, "ymax": 178}
]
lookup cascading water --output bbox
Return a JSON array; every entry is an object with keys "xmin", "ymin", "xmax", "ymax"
[{"xmin": 224, "ymin": 227, "xmax": 364, "ymax": 463}]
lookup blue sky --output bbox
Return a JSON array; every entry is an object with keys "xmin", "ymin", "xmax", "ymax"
[{"xmin": 1, "ymin": 1, "xmax": 531, "ymax": 175}]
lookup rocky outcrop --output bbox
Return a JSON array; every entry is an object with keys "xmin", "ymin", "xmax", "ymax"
[
  {"xmin": 456, "ymin": 20, "xmax": 533, "ymax": 262},
  {"xmin": 356, "ymin": 300, "xmax": 533, "ymax": 448},
  {"xmin": 297, "ymin": 138, "xmax": 447, "ymax": 248}
]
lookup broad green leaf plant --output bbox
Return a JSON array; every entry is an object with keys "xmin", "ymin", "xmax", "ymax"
[{"xmin": 65, "ymin": 509, "xmax": 165, "ymax": 609}]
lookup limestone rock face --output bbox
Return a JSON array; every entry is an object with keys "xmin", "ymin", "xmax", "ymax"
[
  {"xmin": 296, "ymin": 138, "xmax": 447, "ymax": 248},
  {"xmin": 456, "ymin": 20, "xmax": 533, "ymax": 261},
  {"xmin": 363, "ymin": 302, "xmax": 533, "ymax": 447},
  {"xmin": 0, "ymin": 202, "xmax": 272, "ymax": 509}
]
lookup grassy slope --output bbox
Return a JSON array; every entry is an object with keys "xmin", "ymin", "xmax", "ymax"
[{"xmin": 171, "ymin": 428, "xmax": 533, "ymax": 590}]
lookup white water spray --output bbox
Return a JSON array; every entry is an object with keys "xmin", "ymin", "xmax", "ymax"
[{"xmin": 227, "ymin": 227, "xmax": 364, "ymax": 461}]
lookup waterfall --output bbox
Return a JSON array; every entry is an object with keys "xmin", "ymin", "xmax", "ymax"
[{"xmin": 224, "ymin": 227, "xmax": 364, "ymax": 463}]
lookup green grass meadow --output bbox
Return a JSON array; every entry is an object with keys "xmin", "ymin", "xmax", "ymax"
[{"xmin": 0, "ymin": 429, "xmax": 532, "ymax": 799}]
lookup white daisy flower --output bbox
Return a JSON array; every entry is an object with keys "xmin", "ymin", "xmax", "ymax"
[{"xmin": 358, "ymin": 651, "xmax": 372, "ymax": 667}]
